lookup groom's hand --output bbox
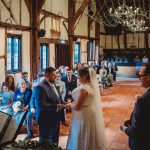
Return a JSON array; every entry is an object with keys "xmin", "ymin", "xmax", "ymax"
[
  {"xmin": 120, "ymin": 125, "xmax": 127, "ymax": 132},
  {"xmin": 57, "ymin": 104, "xmax": 65, "ymax": 110}
]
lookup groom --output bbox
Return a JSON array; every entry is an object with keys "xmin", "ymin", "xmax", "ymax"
[{"xmin": 34, "ymin": 67, "xmax": 65, "ymax": 144}]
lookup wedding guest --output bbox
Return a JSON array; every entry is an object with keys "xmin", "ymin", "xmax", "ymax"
[
  {"xmin": 99, "ymin": 64, "xmax": 108, "ymax": 89},
  {"xmin": 112, "ymin": 62, "xmax": 118, "ymax": 82},
  {"xmin": 5, "ymin": 75, "xmax": 16, "ymax": 91},
  {"xmin": 13, "ymin": 79, "xmax": 32, "ymax": 139},
  {"xmin": 66, "ymin": 68, "xmax": 107, "ymax": 150},
  {"xmin": 142, "ymin": 55, "xmax": 149, "ymax": 64},
  {"xmin": 62, "ymin": 68, "xmax": 77, "ymax": 102},
  {"xmin": 134, "ymin": 55, "xmax": 141, "ymax": 63},
  {"xmin": 120, "ymin": 64, "xmax": 150, "ymax": 150},
  {"xmin": 0, "ymin": 82, "xmax": 14, "ymax": 115},
  {"xmin": 55, "ymin": 70, "xmax": 68, "ymax": 126},
  {"xmin": 18, "ymin": 72, "xmax": 32, "ymax": 89}
]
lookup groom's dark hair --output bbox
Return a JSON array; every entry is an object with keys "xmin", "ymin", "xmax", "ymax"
[
  {"xmin": 45, "ymin": 67, "xmax": 56, "ymax": 74},
  {"xmin": 78, "ymin": 68, "xmax": 90, "ymax": 80}
]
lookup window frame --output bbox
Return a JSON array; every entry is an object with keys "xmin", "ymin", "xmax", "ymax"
[
  {"xmin": 74, "ymin": 42, "xmax": 80, "ymax": 64},
  {"xmin": 6, "ymin": 34, "xmax": 22, "ymax": 73},
  {"xmin": 40, "ymin": 43, "xmax": 49, "ymax": 71}
]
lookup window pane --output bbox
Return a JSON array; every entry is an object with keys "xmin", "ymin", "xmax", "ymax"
[
  {"xmin": 40, "ymin": 44, "xmax": 48, "ymax": 70},
  {"xmin": 90, "ymin": 41, "xmax": 93, "ymax": 60},
  {"xmin": 42, "ymin": 46, "xmax": 47, "ymax": 69},
  {"xmin": 7, "ymin": 38, "xmax": 12, "ymax": 70},
  {"xmin": 74, "ymin": 43, "xmax": 80, "ymax": 63},
  {"xmin": 13, "ymin": 38, "xmax": 19, "ymax": 69},
  {"xmin": 7, "ymin": 36, "xmax": 21, "ymax": 72}
]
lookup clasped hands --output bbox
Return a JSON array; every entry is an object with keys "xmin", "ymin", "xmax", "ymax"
[{"xmin": 57, "ymin": 102, "xmax": 73, "ymax": 110}]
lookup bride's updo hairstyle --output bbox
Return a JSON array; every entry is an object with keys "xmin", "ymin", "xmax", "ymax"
[{"xmin": 78, "ymin": 67, "xmax": 90, "ymax": 80}]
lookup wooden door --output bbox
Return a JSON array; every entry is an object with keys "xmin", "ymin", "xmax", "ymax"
[{"xmin": 55, "ymin": 44, "xmax": 70, "ymax": 68}]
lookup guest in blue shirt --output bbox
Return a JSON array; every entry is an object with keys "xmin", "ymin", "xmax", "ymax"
[{"xmin": 0, "ymin": 82, "xmax": 14, "ymax": 115}]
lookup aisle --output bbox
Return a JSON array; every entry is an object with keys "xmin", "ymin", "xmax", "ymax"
[{"xmin": 59, "ymin": 78, "xmax": 144, "ymax": 150}]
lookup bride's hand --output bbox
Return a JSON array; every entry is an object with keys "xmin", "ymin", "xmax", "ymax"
[{"xmin": 65, "ymin": 103, "xmax": 72, "ymax": 108}]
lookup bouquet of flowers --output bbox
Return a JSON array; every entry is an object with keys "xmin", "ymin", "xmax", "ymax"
[{"xmin": 12, "ymin": 101, "xmax": 23, "ymax": 113}]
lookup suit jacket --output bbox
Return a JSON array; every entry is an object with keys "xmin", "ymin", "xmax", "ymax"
[
  {"xmin": 34, "ymin": 79, "xmax": 62, "ymax": 123},
  {"xmin": 125, "ymin": 88, "xmax": 150, "ymax": 150},
  {"xmin": 61, "ymin": 75, "xmax": 77, "ymax": 94}
]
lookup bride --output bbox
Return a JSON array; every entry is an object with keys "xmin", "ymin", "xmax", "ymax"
[{"xmin": 66, "ymin": 68, "xmax": 107, "ymax": 150}]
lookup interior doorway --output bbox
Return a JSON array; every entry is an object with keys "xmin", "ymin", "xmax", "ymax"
[{"xmin": 55, "ymin": 43, "xmax": 70, "ymax": 68}]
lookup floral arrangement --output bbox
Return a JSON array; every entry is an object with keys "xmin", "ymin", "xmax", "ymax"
[
  {"xmin": 11, "ymin": 140, "xmax": 63, "ymax": 150},
  {"xmin": 12, "ymin": 101, "xmax": 23, "ymax": 113}
]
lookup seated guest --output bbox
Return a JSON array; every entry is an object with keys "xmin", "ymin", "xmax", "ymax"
[
  {"xmin": 142, "ymin": 55, "xmax": 149, "ymax": 64},
  {"xmin": 13, "ymin": 79, "xmax": 32, "ymax": 139},
  {"xmin": 61, "ymin": 68, "xmax": 77, "ymax": 102},
  {"xmin": 5, "ymin": 75, "xmax": 16, "ymax": 91},
  {"xmin": 0, "ymin": 82, "xmax": 14, "ymax": 115},
  {"xmin": 134, "ymin": 55, "xmax": 141, "ymax": 63},
  {"xmin": 18, "ymin": 72, "xmax": 32, "ymax": 89},
  {"xmin": 24, "ymin": 89, "xmax": 36, "ymax": 140}
]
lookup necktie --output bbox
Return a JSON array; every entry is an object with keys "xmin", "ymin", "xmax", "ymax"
[{"xmin": 68, "ymin": 76, "xmax": 71, "ymax": 82}]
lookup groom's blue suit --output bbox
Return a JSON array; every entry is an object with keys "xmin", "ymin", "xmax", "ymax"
[{"xmin": 34, "ymin": 79, "xmax": 62, "ymax": 144}]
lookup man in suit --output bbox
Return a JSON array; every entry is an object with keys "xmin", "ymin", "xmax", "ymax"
[
  {"xmin": 34, "ymin": 67, "xmax": 64, "ymax": 144},
  {"xmin": 121, "ymin": 64, "xmax": 150, "ymax": 150},
  {"xmin": 55, "ymin": 70, "xmax": 68, "ymax": 126},
  {"xmin": 61, "ymin": 68, "xmax": 77, "ymax": 102}
]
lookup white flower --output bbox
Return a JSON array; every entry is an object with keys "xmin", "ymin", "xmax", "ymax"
[{"xmin": 12, "ymin": 101, "xmax": 23, "ymax": 112}]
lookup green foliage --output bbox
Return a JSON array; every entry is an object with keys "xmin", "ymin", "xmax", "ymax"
[{"xmin": 11, "ymin": 140, "xmax": 63, "ymax": 150}]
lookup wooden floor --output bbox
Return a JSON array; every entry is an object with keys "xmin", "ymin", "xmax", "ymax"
[{"xmin": 16, "ymin": 77, "xmax": 144, "ymax": 150}]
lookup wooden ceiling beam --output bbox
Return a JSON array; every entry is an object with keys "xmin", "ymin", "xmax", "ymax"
[
  {"xmin": 37, "ymin": 0, "xmax": 46, "ymax": 14},
  {"xmin": 24, "ymin": 0, "xmax": 32, "ymax": 14},
  {"xmin": 1, "ymin": 0, "xmax": 17, "ymax": 24},
  {"xmin": 0, "ymin": 22, "xmax": 34, "ymax": 31},
  {"xmin": 40, "ymin": 9, "xmax": 68, "ymax": 24},
  {"xmin": 72, "ymin": 0, "xmax": 90, "ymax": 25}
]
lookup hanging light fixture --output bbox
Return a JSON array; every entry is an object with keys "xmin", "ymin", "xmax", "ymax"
[{"xmin": 85, "ymin": 0, "xmax": 149, "ymax": 32}]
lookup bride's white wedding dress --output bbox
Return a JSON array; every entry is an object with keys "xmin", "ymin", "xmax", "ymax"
[{"xmin": 66, "ymin": 76, "xmax": 107, "ymax": 150}]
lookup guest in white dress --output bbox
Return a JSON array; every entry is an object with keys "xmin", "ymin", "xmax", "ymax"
[{"xmin": 66, "ymin": 68, "xmax": 107, "ymax": 150}]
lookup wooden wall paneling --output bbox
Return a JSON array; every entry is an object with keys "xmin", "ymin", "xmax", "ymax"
[
  {"xmin": 145, "ymin": 32, "xmax": 149, "ymax": 49},
  {"xmin": 124, "ymin": 33, "xmax": 127, "ymax": 49},
  {"xmin": 117, "ymin": 35, "xmax": 119, "ymax": 49}
]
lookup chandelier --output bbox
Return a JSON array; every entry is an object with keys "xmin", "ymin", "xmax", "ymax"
[{"xmin": 86, "ymin": 0, "xmax": 150, "ymax": 32}]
